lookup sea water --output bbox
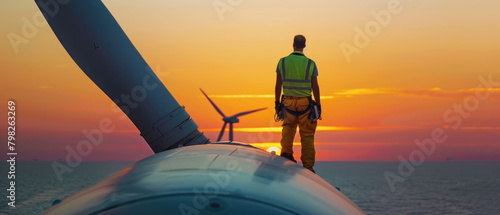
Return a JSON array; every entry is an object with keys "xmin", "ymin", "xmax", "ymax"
[{"xmin": 0, "ymin": 161, "xmax": 499, "ymax": 215}]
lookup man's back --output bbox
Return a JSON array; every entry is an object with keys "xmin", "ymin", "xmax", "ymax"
[
  {"xmin": 274, "ymin": 35, "xmax": 321, "ymax": 173},
  {"xmin": 277, "ymin": 51, "xmax": 318, "ymax": 98}
]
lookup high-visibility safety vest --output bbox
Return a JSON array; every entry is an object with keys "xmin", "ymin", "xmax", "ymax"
[{"xmin": 278, "ymin": 51, "xmax": 316, "ymax": 97}]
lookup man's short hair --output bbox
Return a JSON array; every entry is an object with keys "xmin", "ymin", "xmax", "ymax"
[{"xmin": 293, "ymin": 35, "xmax": 306, "ymax": 49}]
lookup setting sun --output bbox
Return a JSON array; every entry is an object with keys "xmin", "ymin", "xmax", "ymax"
[{"xmin": 266, "ymin": 147, "xmax": 281, "ymax": 155}]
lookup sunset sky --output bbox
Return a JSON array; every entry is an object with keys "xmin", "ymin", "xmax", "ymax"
[{"xmin": 1, "ymin": 0, "xmax": 499, "ymax": 162}]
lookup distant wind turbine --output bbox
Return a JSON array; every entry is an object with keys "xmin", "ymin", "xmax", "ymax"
[{"xmin": 200, "ymin": 89, "xmax": 266, "ymax": 142}]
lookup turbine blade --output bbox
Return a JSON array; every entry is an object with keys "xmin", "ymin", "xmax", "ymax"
[
  {"xmin": 217, "ymin": 122, "xmax": 227, "ymax": 142},
  {"xmin": 232, "ymin": 108, "xmax": 267, "ymax": 118},
  {"xmin": 34, "ymin": 0, "xmax": 209, "ymax": 153},
  {"xmin": 200, "ymin": 89, "xmax": 226, "ymax": 117}
]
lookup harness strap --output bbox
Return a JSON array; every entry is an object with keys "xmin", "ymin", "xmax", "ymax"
[{"xmin": 285, "ymin": 96, "xmax": 313, "ymax": 117}]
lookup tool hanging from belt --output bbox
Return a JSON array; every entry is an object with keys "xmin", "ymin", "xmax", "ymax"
[
  {"xmin": 274, "ymin": 95, "xmax": 286, "ymax": 122},
  {"xmin": 308, "ymin": 100, "xmax": 321, "ymax": 123}
]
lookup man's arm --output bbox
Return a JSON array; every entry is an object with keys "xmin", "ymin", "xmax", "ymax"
[
  {"xmin": 275, "ymin": 73, "xmax": 282, "ymax": 102},
  {"xmin": 311, "ymin": 76, "xmax": 320, "ymax": 106}
]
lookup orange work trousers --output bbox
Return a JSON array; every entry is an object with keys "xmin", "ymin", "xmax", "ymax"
[{"xmin": 280, "ymin": 96, "xmax": 317, "ymax": 170}]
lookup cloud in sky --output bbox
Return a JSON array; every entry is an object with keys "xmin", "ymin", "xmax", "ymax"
[
  {"xmin": 199, "ymin": 125, "xmax": 411, "ymax": 133},
  {"xmin": 205, "ymin": 88, "xmax": 500, "ymax": 100},
  {"xmin": 198, "ymin": 125, "xmax": 500, "ymax": 133},
  {"xmin": 235, "ymin": 126, "xmax": 500, "ymax": 161}
]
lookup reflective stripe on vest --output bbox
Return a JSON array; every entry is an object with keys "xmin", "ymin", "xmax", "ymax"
[{"xmin": 280, "ymin": 56, "xmax": 314, "ymax": 97}]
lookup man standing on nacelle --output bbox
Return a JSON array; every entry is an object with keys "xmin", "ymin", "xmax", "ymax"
[{"xmin": 275, "ymin": 35, "xmax": 321, "ymax": 173}]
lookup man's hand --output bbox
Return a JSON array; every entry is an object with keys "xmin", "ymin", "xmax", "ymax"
[
  {"xmin": 274, "ymin": 100, "xmax": 285, "ymax": 122},
  {"xmin": 275, "ymin": 101, "xmax": 282, "ymax": 114}
]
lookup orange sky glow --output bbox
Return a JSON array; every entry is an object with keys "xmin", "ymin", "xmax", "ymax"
[{"xmin": 1, "ymin": 0, "xmax": 499, "ymax": 161}]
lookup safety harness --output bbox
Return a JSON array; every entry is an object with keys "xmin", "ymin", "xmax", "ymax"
[
  {"xmin": 275, "ymin": 95, "xmax": 319, "ymax": 123},
  {"xmin": 285, "ymin": 96, "xmax": 313, "ymax": 117}
]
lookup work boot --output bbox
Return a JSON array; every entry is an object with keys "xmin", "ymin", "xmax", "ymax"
[
  {"xmin": 305, "ymin": 167, "xmax": 315, "ymax": 174},
  {"xmin": 280, "ymin": 152, "xmax": 297, "ymax": 163}
]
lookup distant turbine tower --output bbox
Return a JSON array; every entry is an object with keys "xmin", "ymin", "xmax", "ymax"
[{"xmin": 200, "ymin": 89, "xmax": 266, "ymax": 142}]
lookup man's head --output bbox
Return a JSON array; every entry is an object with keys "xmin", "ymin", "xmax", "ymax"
[{"xmin": 293, "ymin": 35, "xmax": 306, "ymax": 51}]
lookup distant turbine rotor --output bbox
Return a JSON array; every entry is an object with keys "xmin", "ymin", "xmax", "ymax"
[{"xmin": 200, "ymin": 89, "xmax": 267, "ymax": 142}]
